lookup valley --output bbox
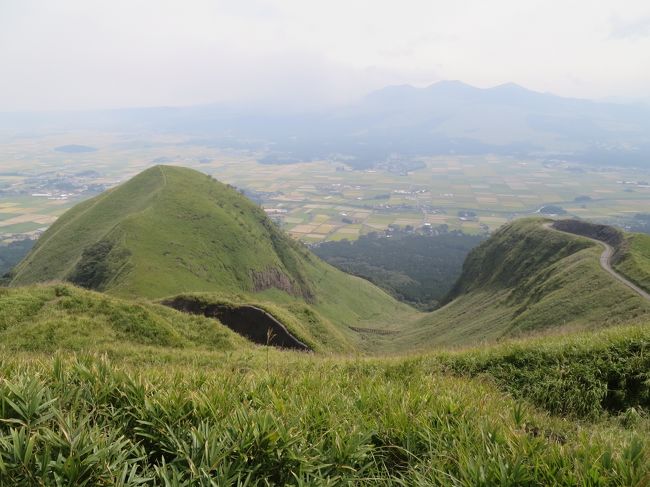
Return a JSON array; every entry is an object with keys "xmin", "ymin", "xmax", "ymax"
[
  {"xmin": 3, "ymin": 1, "xmax": 650, "ymax": 483},
  {"xmin": 10, "ymin": 166, "xmax": 649, "ymax": 353}
]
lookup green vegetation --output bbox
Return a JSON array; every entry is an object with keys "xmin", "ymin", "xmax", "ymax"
[
  {"xmin": 0, "ymin": 239, "xmax": 34, "ymax": 278},
  {"xmin": 615, "ymin": 232, "xmax": 650, "ymax": 293},
  {"xmin": 313, "ymin": 229, "xmax": 484, "ymax": 310},
  {"xmin": 2, "ymin": 184, "xmax": 650, "ymax": 483},
  {"xmin": 12, "ymin": 165, "xmax": 311, "ymax": 298},
  {"xmin": 0, "ymin": 284, "xmax": 246, "ymax": 354},
  {"xmin": 10, "ymin": 166, "xmax": 415, "ymax": 352},
  {"xmin": 445, "ymin": 219, "xmax": 590, "ymax": 299},
  {"xmin": 387, "ymin": 219, "xmax": 650, "ymax": 351},
  {"xmin": 0, "ymin": 341, "xmax": 648, "ymax": 485},
  {"xmin": 435, "ymin": 324, "xmax": 650, "ymax": 420},
  {"xmin": 9, "ymin": 180, "xmax": 650, "ymax": 352}
]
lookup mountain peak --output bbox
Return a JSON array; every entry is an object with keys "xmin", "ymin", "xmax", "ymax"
[
  {"xmin": 490, "ymin": 82, "xmax": 528, "ymax": 92},
  {"xmin": 10, "ymin": 165, "xmax": 412, "ymax": 352},
  {"xmin": 428, "ymin": 79, "xmax": 477, "ymax": 89},
  {"xmin": 11, "ymin": 165, "xmax": 314, "ymax": 300},
  {"xmin": 425, "ymin": 80, "xmax": 482, "ymax": 96}
]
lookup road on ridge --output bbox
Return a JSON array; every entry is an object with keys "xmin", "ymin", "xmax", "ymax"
[{"xmin": 545, "ymin": 223, "xmax": 650, "ymax": 301}]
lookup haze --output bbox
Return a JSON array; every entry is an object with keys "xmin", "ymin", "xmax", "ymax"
[{"xmin": 1, "ymin": 0, "xmax": 649, "ymax": 111}]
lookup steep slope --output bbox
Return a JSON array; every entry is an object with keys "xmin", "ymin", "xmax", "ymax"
[
  {"xmin": 387, "ymin": 218, "xmax": 650, "ymax": 351},
  {"xmin": 10, "ymin": 165, "xmax": 415, "ymax": 351},
  {"xmin": 11, "ymin": 165, "xmax": 312, "ymax": 298},
  {"xmin": 614, "ymin": 232, "xmax": 650, "ymax": 294},
  {"xmin": 550, "ymin": 219, "xmax": 650, "ymax": 300}
]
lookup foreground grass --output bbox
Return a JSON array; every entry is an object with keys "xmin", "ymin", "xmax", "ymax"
[
  {"xmin": 434, "ymin": 323, "xmax": 650, "ymax": 420},
  {"xmin": 0, "ymin": 349, "xmax": 648, "ymax": 485}
]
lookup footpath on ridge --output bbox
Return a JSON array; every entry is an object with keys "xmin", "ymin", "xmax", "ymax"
[{"xmin": 545, "ymin": 222, "xmax": 650, "ymax": 301}]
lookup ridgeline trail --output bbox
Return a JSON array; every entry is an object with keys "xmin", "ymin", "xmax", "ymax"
[{"xmin": 545, "ymin": 222, "xmax": 650, "ymax": 301}]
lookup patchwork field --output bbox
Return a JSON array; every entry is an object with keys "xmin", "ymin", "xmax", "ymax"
[{"xmin": 1, "ymin": 132, "xmax": 650, "ymax": 244}]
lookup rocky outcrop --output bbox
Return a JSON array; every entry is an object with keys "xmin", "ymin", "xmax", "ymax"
[
  {"xmin": 250, "ymin": 267, "xmax": 296, "ymax": 294},
  {"xmin": 250, "ymin": 267, "xmax": 314, "ymax": 302}
]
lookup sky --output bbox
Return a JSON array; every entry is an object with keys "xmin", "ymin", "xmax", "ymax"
[{"xmin": 1, "ymin": 0, "xmax": 649, "ymax": 111}]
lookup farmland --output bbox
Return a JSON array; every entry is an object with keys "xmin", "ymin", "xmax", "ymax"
[{"xmin": 1, "ymin": 132, "xmax": 650, "ymax": 245}]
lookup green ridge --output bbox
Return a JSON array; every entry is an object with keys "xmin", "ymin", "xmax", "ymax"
[
  {"xmin": 10, "ymin": 166, "xmax": 415, "ymax": 352},
  {"xmin": 385, "ymin": 218, "xmax": 650, "ymax": 351},
  {"xmin": 615, "ymin": 232, "xmax": 650, "ymax": 293},
  {"xmin": 9, "ymin": 167, "xmax": 650, "ymax": 354}
]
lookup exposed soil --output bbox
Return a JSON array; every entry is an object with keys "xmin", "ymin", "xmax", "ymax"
[
  {"xmin": 250, "ymin": 267, "xmax": 297, "ymax": 295},
  {"xmin": 250, "ymin": 267, "xmax": 314, "ymax": 302},
  {"xmin": 162, "ymin": 296, "xmax": 311, "ymax": 351}
]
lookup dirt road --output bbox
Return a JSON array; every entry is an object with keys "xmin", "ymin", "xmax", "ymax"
[{"xmin": 545, "ymin": 223, "xmax": 650, "ymax": 301}]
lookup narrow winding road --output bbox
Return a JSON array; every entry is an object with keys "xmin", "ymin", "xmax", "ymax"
[{"xmin": 545, "ymin": 223, "xmax": 650, "ymax": 301}]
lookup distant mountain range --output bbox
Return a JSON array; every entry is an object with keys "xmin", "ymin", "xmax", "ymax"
[
  {"xmin": 3, "ymin": 81, "xmax": 649, "ymax": 168},
  {"xmin": 269, "ymin": 80, "xmax": 650, "ymax": 167}
]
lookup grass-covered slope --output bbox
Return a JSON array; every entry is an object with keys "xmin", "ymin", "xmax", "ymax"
[
  {"xmin": 11, "ymin": 165, "xmax": 313, "ymax": 298},
  {"xmin": 0, "ymin": 283, "xmax": 246, "ymax": 354},
  {"xmin": 615, "ymin": 232, "xmax": 650, "ymax": 293},
  {"xmin": 0, "ymin": 333, "xmax": 648, "ymax": 485},
  {"xmin": 391, "ymin": 218, "xmax": 650, "ymax": 350},
  {"xmin": 9, "ymin": 165, "xmax": 414, "ymax": 352},
  {"xmin": 433, "ymin": 323, "xmax": 650, "ymax": 420}
]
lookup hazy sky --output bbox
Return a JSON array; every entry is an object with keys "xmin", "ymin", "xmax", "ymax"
[{"xmin": 1, "ymin": 0, "xmax": 649, "ymax": 111}]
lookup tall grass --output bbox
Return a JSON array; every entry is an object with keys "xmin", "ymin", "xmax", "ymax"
[
  {"xmin": 0, "ymin": 353, "xmax": 647, "ymax": 485},
  {"xmin": 434, "ymin": 324, "xmax": 650, "ymax": 420}
]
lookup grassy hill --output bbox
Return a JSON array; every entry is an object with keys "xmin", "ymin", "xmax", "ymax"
[
  {"xmin": 10, "ymin": 165, "xmax": 312, "ymax": 298},
  {"xmin": 385, "ymin": 218, "xmax": 650, "ymax": 351},
  {"xmin": 3, "ymin": 181, "xmax": 650, "ymax": 482},
  {"xmin": 9, "ymin": 165, "xmax": 415, "ymax": 352}
]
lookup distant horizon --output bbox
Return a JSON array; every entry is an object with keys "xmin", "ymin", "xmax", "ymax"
[{"xmin": 2, "ymin": 79, "xmax": 649, "ymax": 115}]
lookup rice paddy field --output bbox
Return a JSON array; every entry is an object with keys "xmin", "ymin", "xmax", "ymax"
[{"xmin": 1, "ymin": 132, "xmax": 650, "ymax": 244}]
